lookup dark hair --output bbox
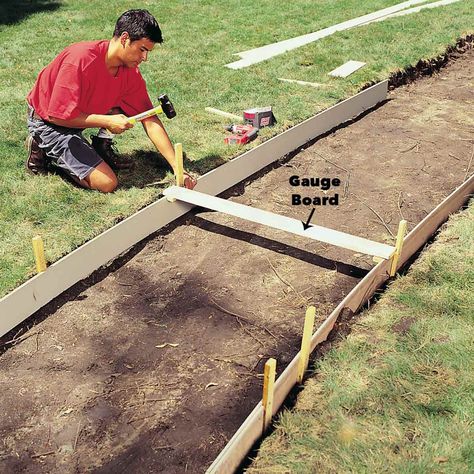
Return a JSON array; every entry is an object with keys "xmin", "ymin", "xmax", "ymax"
[{"xmin": 113, "ymin": 9, "xmax": 163, "ymax": 43}]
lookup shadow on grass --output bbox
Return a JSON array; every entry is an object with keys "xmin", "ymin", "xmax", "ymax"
[
  {"xmin": 117, "ymin": 150, "xmax": 226, "ymax": 190},
  {"xmin": 116, "ymin": 149, "xmax": 170, "ymax": 190},
  {"xmin": 42, "ymin": 148, "xmax": 226, "ymax": 192},
  {"xmin": 0, "ymin": 0, "xmax": 61, "ymax": 26}
]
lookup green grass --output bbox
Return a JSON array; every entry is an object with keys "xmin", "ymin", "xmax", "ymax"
[
  {"xmin": 0, "ymin": 0, "xmax": 473, "ymax": 296},
  {"xmin": 248, "ymin": 201, "xmax": 474, "ymax": 473}
]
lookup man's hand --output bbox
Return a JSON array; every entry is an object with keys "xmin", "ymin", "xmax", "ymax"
[
  {"xmin": 107, "ymin": 114, "xmax": 134, "ymax": 134},
  {"xmin": 141, "ymin": 118, "xmax": 197, "ymax": 188},
  {"xmin": 183, "ymin": 171, "xmax": 197, "ymax": 190}
]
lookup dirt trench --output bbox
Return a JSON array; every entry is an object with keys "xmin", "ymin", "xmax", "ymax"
[{"xmin": 0, "ymin": 48, "xmax": 472, "ymax": 473}]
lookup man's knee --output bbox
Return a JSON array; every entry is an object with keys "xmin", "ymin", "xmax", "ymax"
[
  {"xmin": 94, "ymin": 176, "xmax": 118, "ymax": 193},
  {"xmin": 86, "ymin": 162, "xmax": 118, "ymax": 193}
]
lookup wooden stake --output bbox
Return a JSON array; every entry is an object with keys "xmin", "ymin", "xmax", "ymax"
[
  {"xmin": 175, "ymin": 143, "xmax": 184, "ymax": 187},
  {"xmin": 390, "ymin": 220, "xmax": 407, "ymax": 276},
  {"xmin": 32, "ymin": 236, "xmax": 47, "ymax": 273},
  {"xmin": 262, "ymin": 358, "xmax": 276, "ymax": 431},
  {"xmin": 167, "ymin": 143, "xmax": 184, "ymax": 202},
  {"xmin": 297, "ymin": 306, "xmax": 316, "ymax": 383}
]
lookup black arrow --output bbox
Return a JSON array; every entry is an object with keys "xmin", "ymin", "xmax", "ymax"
[{"xmin": 302, "ymin": 208, "xmax": 315, "ymax": 230}]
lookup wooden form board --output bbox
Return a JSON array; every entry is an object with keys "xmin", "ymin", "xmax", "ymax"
[
  {"xmin": 206, "ymin": 174, "xmax": 474, "ymax": 473},
  {"xmin": 164, "ymin": 186, "xmax": 395, "ymax": 259},
  {"xmin": 225, "ymin": 0, "xmax": 428, "ymax": 69},
  {"xmin": 0, "ymin": 80, "xmax": 387, "ymax": 339}
]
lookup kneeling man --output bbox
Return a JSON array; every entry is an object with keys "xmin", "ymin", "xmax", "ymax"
[{"xmin": 26, "ymin": 9, "xmax": 195, "ymax": 192}]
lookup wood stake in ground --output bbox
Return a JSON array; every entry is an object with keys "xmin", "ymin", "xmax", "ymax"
[
  {"xmin": 297, "ymin": 306, "xmax": 316, "ymax": 383},
  {"xmin": 262, "ymin": 358, "xmax": 276, "ymax": 432},
  {"xmin": 175, "ymin": 143, "xmax": 184, "ymax": 187},
  {"xmin": 390, "ymin": 220, "xmax": 407, "ymax": 276},
  {"xmin": 32, "ymin": 236, "xmax": 46, "ymax": 273}
]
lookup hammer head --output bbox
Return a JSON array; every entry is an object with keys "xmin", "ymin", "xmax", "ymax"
[{"xmin": 158, "ymin": 94, "xmax": 176, "ymax": 119}]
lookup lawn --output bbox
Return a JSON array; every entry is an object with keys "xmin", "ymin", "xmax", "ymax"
[
  {"xmin": 0, "ymin": 0, "xmax": 473, "ymax": 297},
  {"xmin": 248, "ymin": 200, "xmax": 474, "ymax": 473}
]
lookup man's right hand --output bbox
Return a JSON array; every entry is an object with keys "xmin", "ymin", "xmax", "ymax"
[
  {"xmin": 183, "ymin": 171, "xmax": 197, "ymax": 190},
  {"xmin": 107, "ymin": 114, "xmax": 134, "ymax": 134}
]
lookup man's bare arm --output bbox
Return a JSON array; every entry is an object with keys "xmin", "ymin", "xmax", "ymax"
[
  {"xmin": 48, "ymin": 113, "xmax": 133, "ymax": 134},
  {"xmin": 142, "ymin": 116, "xmax": 196, "ymax": 189},
  {"xmin": 141, "ymin": 115, "xmax": 176, "ymax": 169}
]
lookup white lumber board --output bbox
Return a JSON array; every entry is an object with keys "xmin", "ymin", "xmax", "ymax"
[
  {"xmin": 0, "ymin": 81, "xmax": 387, "ymax": 338},
  {"xmin": 371, "ymin": 0, "xmax": 461, "ymax": 23},
  {"xmin": 329, "ymin": 60, "xmax": 366, "ymax": 78},
  {"xmin": 225, "ymin": 0, "xmax": 428, "ymax": 69},
  {"xmin": 205, "ymin": 107, "xmax": 243, "ymax": 122},
  {"xmin": 164, "ymin": 187, "xmax": 395, "ymax": 259},
  {"xmin": 206, "ymin": 174, "xmax": 474, "ymax": 474},
  {"xmin": 278, "ymin": 78, "xmax": 323, "ymax": 87}
]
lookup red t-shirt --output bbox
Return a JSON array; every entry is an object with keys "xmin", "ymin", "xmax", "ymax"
[{"xmin": 27, "ymin": 40, "xmax": 153, "ymax": 121}]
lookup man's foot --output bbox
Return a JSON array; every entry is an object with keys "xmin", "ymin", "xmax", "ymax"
[
  {"xmin": 91, "ymin": 136, "xmax": 134, "ymax": 170},
  {"xmin": 25, "ymin": 135, "xmax": 47, "ymax": 174}
]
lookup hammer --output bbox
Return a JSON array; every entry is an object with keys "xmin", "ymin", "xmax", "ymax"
[{"xmin": 127, "ymin": 94, "xmax": 176, "ymax": 124}]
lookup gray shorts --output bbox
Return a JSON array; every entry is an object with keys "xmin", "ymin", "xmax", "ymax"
[{"xmin": 27, "ymin": 105, "xmax": 103, "ymax": 180}]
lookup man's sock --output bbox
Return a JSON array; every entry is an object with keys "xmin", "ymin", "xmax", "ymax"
[{"xmin": 97, "ymin": 128, "xmax": 115, "ymax": 139}]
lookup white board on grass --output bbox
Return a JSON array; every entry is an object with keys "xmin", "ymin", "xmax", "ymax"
[
  {"xmin": 278, "ymin": 78, "xmax": 322, "ymax": 88},
  {"xmin": 225, "ymin": 0, "xmax": 461, "ymax": 69},
  {"xmin": 371, "ymin": 0, "xmax": 461, "ymax": 23},
  {"xmin": 205, "ymin": 107, "xmax": 243, "ymax": 122},
  {"xmin": 163, "ymin": 186, "xmax": 395, "ymax": 259},
  {"xmin": 329, "ymin": 60, "xmax": 366, "ymax": 78},
  {"xmin": 225, "ymin": 0, "xmax": 428, "ymax": 69}
]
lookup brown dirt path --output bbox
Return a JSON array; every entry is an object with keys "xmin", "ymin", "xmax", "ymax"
[{"xmin": 0, "ymin": 49, "xmax": 472, "ymax": 473}]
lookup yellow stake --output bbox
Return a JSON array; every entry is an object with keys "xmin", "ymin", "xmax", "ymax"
[
  {"xmin": 175, "ymin": 143, "xmax": 184, "ymax": 187},
  {"xmin": 390, "ymin": 220, "xmax": 407, "ymax": 276},
  {"xmin": 262, "ymin": 358, "xmax": 277, "ymax": 431},
  {"xmin": 297, "ymin": 306, "xmax": 316, "ymax": 383},
  {"xmin": 32, "ymin": 236, "xmax": 47, "ymax": 273}
]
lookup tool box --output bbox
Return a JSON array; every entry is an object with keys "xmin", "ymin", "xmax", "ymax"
[{"xmin": 243, "ymin": 106, "xmax": 276, "ymax": 129}]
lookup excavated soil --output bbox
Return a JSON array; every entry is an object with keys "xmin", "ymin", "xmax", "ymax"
[{"xmin": 1, "ymin": 48, "xmax": 473, "ymax": 473}]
